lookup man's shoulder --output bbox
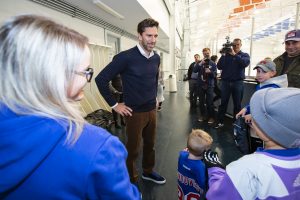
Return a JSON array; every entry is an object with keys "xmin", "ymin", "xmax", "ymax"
[
  {"xmin": 273, "ymin": 53, "xmax": 285, "ymax": 62},
  {"xmin": 124, "ymin": 46, "xmax": 137, "ymax": 51},
  {"xmin": 127, "ymin": 46, "xmax": 139, "ymax": 52},
  {"xmin": 238, "ymin": 51, "xmax": 250, "ymax": 57},
  {"xmin": 118, "ymin": 46, "xmax": 138, "ymax": 56},
  {"xmin": 189, "ymin": 62, "xmax": 195, "ymax": 67},
  {"xmin": 117, "ymin": 46, "xmax": 159, "ymax": 59},
  {"xmin": 153, "ymin": 50, "xmax": 160, "ymax": 57}
]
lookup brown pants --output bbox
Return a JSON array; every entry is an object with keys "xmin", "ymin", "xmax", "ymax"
[{"xmin": 125, "ymin": 109, "xmax": 156, "ymax": 183}]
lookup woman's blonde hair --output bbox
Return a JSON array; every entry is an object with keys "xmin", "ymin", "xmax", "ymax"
[
  {"xmin": 187, "ymin": 129, "xmax": 213, "ymax": 156},
  {"xmin": 0, "ymin": 15, "xmax": 89, "ymax": 144}
]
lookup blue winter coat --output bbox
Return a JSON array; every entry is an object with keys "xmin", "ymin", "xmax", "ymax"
[{"xmin": 0, "ymin": 105, "xmax": 140, "ymax": 200}]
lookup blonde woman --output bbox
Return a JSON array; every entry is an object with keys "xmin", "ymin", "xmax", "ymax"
[{"xmin": 0, "ymin": 15, "xmax": 139, "ymax": 199}]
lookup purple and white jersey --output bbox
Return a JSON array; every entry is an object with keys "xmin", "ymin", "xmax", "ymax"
[{"xmin": 207, "ymin": 149, "xmax": 300, "ymax": 200}]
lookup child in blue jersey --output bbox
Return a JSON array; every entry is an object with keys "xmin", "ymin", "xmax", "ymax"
[
  {"xmin": 236, "ymin": 59, "xmax": 288, "ymax": 123},
  {"xmin": 204, "ymin": 88, "xmax": 300, "ymax": 200},
  {"xmin": 178, "ymin": 129, "xmax": 213, "ymax": 200}
]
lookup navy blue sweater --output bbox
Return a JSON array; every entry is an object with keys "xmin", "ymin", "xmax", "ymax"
[
  {"xmin": 95, "ymin": 46, "xmax": 160, "ymax": 112},
  {"xmin": 217, "ymin": 51, "xmax": 250, "ymax": 81}
]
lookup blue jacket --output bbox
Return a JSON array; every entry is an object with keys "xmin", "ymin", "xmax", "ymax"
[
  {"xmin": 0, "ymin": 105, "xmax": 140, "ymax": 200},
  {"xmin": 244, "ymin": 74, "xmax": 288, "ymax": 114},
  {"xmin": 95, "ymin": 46, "xmax": 160, "ymax": 112},
  {"xmin": 217, "ymin": 51, "xmax": 250, "ymax": 81}
]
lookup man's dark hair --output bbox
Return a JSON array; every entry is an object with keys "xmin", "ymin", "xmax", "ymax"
[{"xmin": 137, "ymin": 18, "xmax": 159, "ymax": 34}]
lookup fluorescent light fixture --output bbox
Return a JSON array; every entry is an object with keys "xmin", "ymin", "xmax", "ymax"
[{"xmin": 93, "ymin": 0, "xmax": 124, "ymax": 20}]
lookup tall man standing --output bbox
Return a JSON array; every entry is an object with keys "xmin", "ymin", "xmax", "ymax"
[
  {"xmin": 274, "ymin": 29, "xmax": 300, "ymax": 88},
  {"xmin": 215, "ymin": 38, "xmax": 250, "ymax": 129},
  {"xmin": 95, "ymin": 18, "xmax": 166, "ymax": 186},
  {"xmin": 187, "ymin": 54, "xmax": 201, "ymax": 107},
  {"xmin": 194, "ymin": 48, "xmax": 217, "ymax": 124}
]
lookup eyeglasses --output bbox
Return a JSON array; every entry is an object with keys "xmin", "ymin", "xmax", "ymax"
[{"xmin": 75, "ymin": 67, "xmax": 94, "ymax": 82}]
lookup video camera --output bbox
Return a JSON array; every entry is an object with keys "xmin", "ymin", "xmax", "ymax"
[
  {"xmin": 219, "ymin": 36, "xmax": 234, "ymax": 54},
  {"xmin": 201, "ymin": 58, "xmax": 211, "ymax": 87}
]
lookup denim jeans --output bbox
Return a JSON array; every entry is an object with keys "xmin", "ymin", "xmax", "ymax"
[{"xmin": 217, "ymin": 80, "xmax": 244, "ymax": 123}]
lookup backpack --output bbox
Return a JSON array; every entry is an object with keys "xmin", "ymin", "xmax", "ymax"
[
  {"xmin": 233, "ymin": 117, "xmax": 250, "ymax": 154},
  {"xmin": 85, "ymin": 109, "xmax": 114, "ymax": 130}
]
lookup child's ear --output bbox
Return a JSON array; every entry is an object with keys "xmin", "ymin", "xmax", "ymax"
[{"xmin": 271, "ymin": 71, "xmax": 277, "ymax": 77}]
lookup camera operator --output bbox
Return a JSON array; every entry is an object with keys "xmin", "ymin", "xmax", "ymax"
[
  {"xmin": 215, "ymin": 38, "xmax": 250, "ymax": 129},
  {"xmin": 193, "ymin": 48, "xmax": 217, "ymax": 124}
]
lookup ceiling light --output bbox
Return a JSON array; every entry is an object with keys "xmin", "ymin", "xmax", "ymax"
[{"xmin": 93, "ymin": 0, "xmax": 124, "ymax": 20}]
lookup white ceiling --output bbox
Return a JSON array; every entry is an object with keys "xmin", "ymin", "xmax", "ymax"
[
  {"xmin": 63, "ymin": 0, "xmax": 299, "ymax": 53},
  {"xmin": 63, "ymin": 0, "xmax": 170, "ymax": 50}
]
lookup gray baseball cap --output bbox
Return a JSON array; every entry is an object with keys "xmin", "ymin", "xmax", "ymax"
[
  {"xmin": 253, "ymin": 59, "xmax": 276, "ymax": 72},
  {"xmin": 250, "ymin": 88, "xmax": 300, "ymax": 148}
]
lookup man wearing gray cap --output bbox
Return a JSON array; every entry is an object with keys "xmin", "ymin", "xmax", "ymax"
[
  {"xmin": 274, "ymin": 29, "xmax": 300, "ymax": 88},
  {"xmin": 204, "ymin": 88, "xmax": 300, "ymax": 200}
]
